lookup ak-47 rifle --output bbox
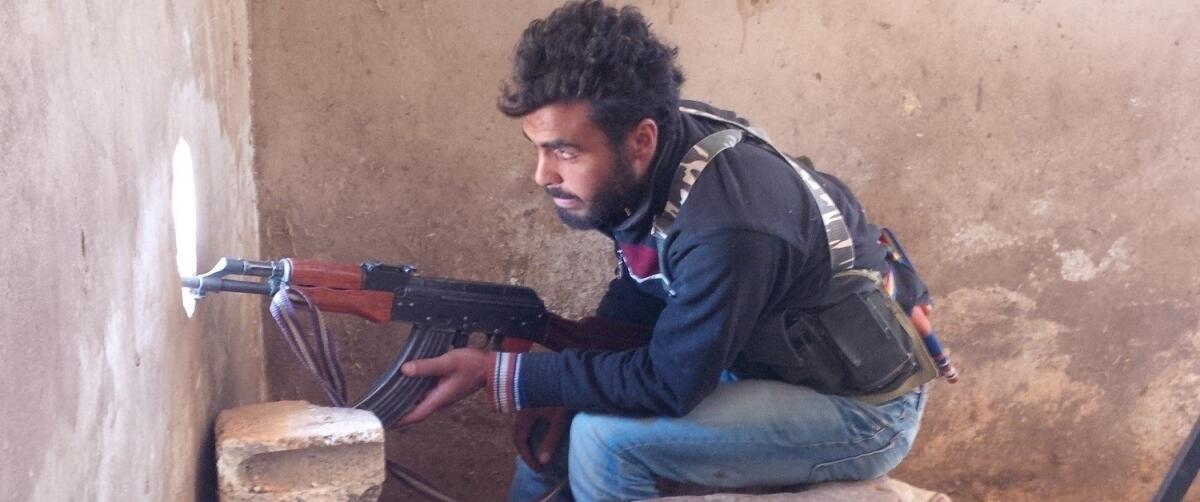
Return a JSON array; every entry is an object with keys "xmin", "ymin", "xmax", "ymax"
[{"xmin": 182, "ymin": 257, "xmax": 650, "ymax": 427}]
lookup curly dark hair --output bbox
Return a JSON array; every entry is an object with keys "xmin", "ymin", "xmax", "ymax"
[{"xmin": 498, "ymin": 0, "xmax": 685, "ymax": 146}]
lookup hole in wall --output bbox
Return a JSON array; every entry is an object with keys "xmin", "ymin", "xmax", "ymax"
[{"xmin": 172, "ymin": 138, "xmax": 198, "ymax": 318}]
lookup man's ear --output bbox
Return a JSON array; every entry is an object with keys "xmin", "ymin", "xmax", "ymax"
[{"xmin": 626, "ymin": 118, "xmax": 659, "ymax": 174}]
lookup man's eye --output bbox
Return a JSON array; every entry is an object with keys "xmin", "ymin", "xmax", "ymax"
[{"xmin": 556, "ymin": 148, "xmax": 578, "ymax": 160}]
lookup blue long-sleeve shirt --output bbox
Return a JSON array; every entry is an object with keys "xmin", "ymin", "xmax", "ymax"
[{"xmin": 491, "ymin": 101, "xmax": 888, "ymax": 417}]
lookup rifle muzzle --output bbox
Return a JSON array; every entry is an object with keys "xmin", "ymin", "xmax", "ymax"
[{"xmin": 183, "ymin": 257, "xmax": 290, "ymax": 298}]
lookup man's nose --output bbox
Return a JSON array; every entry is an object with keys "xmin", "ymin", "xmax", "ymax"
[{"xmin": 533, "ymin": 154, "xmax": 562, "ymax": 186}]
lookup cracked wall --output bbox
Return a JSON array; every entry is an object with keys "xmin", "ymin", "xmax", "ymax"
[
  {"xmin": 1, "ymin": 0, "xmax": 263, "ymax": 499},
  {"xmin": 249, "ymin": 1, "xmax": 1200, "ymax": 500}
]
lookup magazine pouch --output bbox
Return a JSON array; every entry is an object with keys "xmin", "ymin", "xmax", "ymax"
[{"xmin": 744, "ymin": 270, "xmax": 936, "ymax": 403}]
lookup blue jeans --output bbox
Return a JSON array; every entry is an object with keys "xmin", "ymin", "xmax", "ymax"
[{"xmin": 508, "ymin": 379, "xmax": 926, "ymax": 502}]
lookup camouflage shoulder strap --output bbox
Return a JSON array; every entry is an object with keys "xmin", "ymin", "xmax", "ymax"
[
  {"xmin": 658, "ymin": 106, "xmax": 856, "ymax": 273},
  {"xmin": 651, "ymin": 128, "xmax": 745, "ymax": 240},
  {"xmin": 650, "ymin": 128, "xmax": 744, "ymax": 296}
]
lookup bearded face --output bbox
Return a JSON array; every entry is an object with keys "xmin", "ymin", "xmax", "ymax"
[
  {"xmin": 542, "ymin": 148, "xmax": 643, "ymax": 230},
  {"xmin": 522, "ymin": 101, "xmax": 654, "ymax": 231}
]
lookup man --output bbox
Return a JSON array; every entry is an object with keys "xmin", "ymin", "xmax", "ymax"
[{"xmin": 398, "ymin": 1, "xmax": 929, "ymax": 500}]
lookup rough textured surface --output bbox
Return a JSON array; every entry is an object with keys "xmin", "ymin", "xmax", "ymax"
[
  {"xmin": 654, "ymin": 477, "xmax": 950, "ymax": 502},
  {"xmin": 0, "ymin": 0, "xmax": 263, "ymax": 500},
  {"xmin": 248, "ymin": 1, "xmax": 1200, "ymax": 501},
  {"xmin": 217, "ymin": 401, "xmax": 385, "ymax": 501}
]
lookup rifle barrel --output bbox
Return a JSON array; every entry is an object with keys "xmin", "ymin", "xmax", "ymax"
[{"xmin": 182, "ymin": 276, "xmax": 273, "ymax": 296}]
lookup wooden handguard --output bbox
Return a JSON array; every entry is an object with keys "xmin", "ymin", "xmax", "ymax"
[
  {"xmin": 289, "ymin": 259, "xmax": 364, "ymax": 290},
  {"xmin": 286, "ymin": 259, "xmax": 393, "ymax": 324},
  {"xmin": 293, "ymin": 286, "xmax": 394, "ymax": 324}
]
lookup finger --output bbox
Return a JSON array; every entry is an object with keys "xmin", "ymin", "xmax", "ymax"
[
  {"xmin": 401, "ymin": 353, "xmax": 455, "ymax": 377},
  {"xmin": 397, "ymin": 402, "xmax": 432, "ymax": 427},
  {"xmin": 517, "ymin": 443, "xmax": 542, "ymax": 472},
  {"xmin": 397, "ymin": 391, "xmax": 439, "ymax": 426},
  {"xmin": 514, "ymin": 420, "xmax": 542, "ymax": 472},
  {"xmin": 512, "ymin": 414, "xmax": 532, "ymax": 451},
  {"xmin": 536, "ymin": 410, "xmax": 569, "ymax": 465},
  {"xmin": 397, "ymin": 379, "xmax": 457, "ymax": 426}
]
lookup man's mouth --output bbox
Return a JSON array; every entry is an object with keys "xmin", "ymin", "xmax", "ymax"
[
  {"xmin": 545, "ymin": 186, "xmax": 581, "ymax": 209},
  {"xmin": 553, "ymin": 197, "xmax": 581, "ymax": 209}
]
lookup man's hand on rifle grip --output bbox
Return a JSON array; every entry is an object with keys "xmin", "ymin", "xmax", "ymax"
[
  {"xmin": 513, "ymin": 407, "xmax": 572, "ymax": 472},
  {"xmin": 397, "ymin": 347, "xmax": 492, "ymax": 426}
]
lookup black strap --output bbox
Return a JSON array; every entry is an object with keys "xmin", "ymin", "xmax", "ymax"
[{"xmin": 1153, "ymin": 413, "xmax": 1200, "ymax": 502}]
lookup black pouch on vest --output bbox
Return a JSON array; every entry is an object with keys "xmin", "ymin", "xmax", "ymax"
[
  {"xmin": 741, "ymin": 270, "xmax": 932, "ymax": 403},
  {"xmin": 790, "ymin": 270, "xmax": 918, "ymax": 393},
  {"xmin": 662, "ymin": 111, "xmax": 942, "ymax": 402}
]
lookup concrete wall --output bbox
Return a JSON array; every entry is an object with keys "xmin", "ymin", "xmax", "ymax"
[
  {"xmin": 249, "ymin": 1, "xmax": 1200, "ymax": 500},
  {"xmin": 1, "ymin": 1, "xmax": 263, "ymax": 500}
]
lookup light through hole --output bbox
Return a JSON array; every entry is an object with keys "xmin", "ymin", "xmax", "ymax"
[{"xmin": 172, "ymin": 138, "xmax": 198, "ymax": 318}]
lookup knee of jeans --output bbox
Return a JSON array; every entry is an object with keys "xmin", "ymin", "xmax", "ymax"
[
  {"xmin": 565, "ymin": 414, "xmax": 621, "ymax": 494},
  {"xmin": 567, "ymin": 412, "xmax": 626, "ymax": 461}
]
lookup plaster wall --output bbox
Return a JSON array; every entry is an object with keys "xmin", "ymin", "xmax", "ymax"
[
  {"xmin": 249, "ymin": 1, "xmax": 1200, "ymax": 500},
  {"xmin": 1, "ymin": 0, "xmax": 263, "ymax": 500}
]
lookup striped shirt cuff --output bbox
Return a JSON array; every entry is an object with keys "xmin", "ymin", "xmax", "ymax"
[{"xmin": 487, "ymin": 352, "xmax": 524, "ymax": 413}]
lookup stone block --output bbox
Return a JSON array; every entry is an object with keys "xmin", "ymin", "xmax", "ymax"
[
  {"xmin": 653, "ymin": 477, "xmax": 951, "ymax": 502},
  {"xmin": 216, "ymin": 400, "xmax": 385, "ymax": 502}
]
